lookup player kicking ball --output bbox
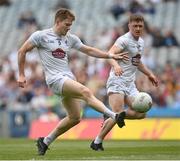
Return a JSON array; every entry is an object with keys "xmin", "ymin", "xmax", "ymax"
[
  {"xmin": 17, "ymin": 8, "xmax": 130, "ymax": 155},
  {"xmin": 90, "ymin": 14, "xmax": 158, "ymax": 151}
]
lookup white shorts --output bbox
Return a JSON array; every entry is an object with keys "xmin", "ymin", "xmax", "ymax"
[
  {"xmin": 48, "ymin": 73, "xmax": 76, "ymax": 96},
  {"xmin": 106, "ymin": 77, "xmax": 139, "ymax": 97}
]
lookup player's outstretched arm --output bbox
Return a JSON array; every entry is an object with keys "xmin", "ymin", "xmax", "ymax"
[
  {"xmin": 17, "ymin": 41, "xmax": 35, "ymax": 88},
  {"xmin": 79, "ymin": 45, "xmax": 128, "ymax": 60},
  {"xmin": 137, "ymin": 62, "xmax": 159, "ymax": 87}
]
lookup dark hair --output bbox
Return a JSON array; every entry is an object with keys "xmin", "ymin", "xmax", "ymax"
[
  {"xmin": 55, "ymin": 8, "xmax": 75, "ymax": 22},
  {"xmin": 129, "ymin": 14, "xmax": 144, "ymax": 23}
]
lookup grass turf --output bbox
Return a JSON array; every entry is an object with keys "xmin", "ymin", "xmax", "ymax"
[{"xmin": 0, "ymin": 139, "xmax": 180, "ymax": 160}]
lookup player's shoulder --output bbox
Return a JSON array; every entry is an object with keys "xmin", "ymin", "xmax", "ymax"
[
  {"xmin": 66, "ymin": 32, "xmax": 78, "ymax": 39},
  {"xmin": 33, "ymin": 28, "xmax": 53, "ymax": 36},
  {"xmin": 117, "ymin": 32, "xmax": 129, "ymax": 41},
  {"xmin": 139, "ymin": 37, "xmax": 144, "ymax": 42},
  {"xmin": 66, "ymin": 32, "xmax": 81, "ymax": 42},
  {"xmin": 123, "ymin": 32, "xmax": 130, "ymax": 38},
  {"xmin": 29, "ymin": 28, "xmax": 55, "ymax": 44},
  {"xmin": 115, "ymin": 32, "xmax": 129, "ymax": 45},
  {"xmin": 138, "ymin": 37, "xmax": 145, "ymax": 45},
  {"xmin": 118, "ymin": 32, "xmax": 128, "ymax": 39}
]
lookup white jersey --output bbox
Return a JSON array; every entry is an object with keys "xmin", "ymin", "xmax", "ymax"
[
  {"xmin": 109, "ymin": 32, "xmax": 144, "ymax": 83},
  {"xmin": 28, "ymin": 28, "xmax": 84, "ymax": 85}
]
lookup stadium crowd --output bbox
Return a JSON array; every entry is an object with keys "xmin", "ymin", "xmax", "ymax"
[{"xmin": 0, "ymin": 0, "xmax": 180, "ymax": 120}]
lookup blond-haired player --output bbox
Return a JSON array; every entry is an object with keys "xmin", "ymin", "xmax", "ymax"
[{"xmin": 17, "ymin": 8, "xmax": 129, "ymax": 155}]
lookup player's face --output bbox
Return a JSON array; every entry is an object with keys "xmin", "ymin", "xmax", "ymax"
[
  {"xmin": 56, "ymin": 17, "xmax": 73, "ymax": 35},
  {"xmin": 129, "ymin": 21, "xmax": 144, "ymax": 39}
]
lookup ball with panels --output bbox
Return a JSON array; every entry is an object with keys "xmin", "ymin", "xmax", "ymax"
[{"xmin": 132, "ymin": 92, "xmax": 152, "ymax": 113}]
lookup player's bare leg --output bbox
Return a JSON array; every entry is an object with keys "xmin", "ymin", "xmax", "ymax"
[
  {"xmin": 61, "ymin": 79, "xmax": 124, "ymax": 122},
  {"xmin": 91, "ymin": 94, "xmax": 145, "ymax": 151},
  {"xmin": 37, "ymin": 79, "xmax": 125, "ymax": 155},
  {"xmin": 44, "ymin": 97, "xmax": 81, "ymax": 143},
  {"xmin": 91, "ymin": 96, "xmax": 146, "ymax": 151},
  {"xmin": 37, "ymin": 97, "xmax": 81, "ymax": 155},
  {"xmin": 91, "ymin": 93, "xmax": 125, "ymax": 151}
]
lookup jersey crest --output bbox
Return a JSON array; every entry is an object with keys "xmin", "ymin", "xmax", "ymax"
[{"xmin": 52, "ymin": 48, "xmax": 66, "ymax": 59}]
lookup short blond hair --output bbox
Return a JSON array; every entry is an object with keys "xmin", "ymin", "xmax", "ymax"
[
  {"xmin": 55, "ymin": 8, "xmax": 75, "ymax": 22},
  {"xmin": 129, "ymin": 14, "xmax": 144, "ymax": 23}
]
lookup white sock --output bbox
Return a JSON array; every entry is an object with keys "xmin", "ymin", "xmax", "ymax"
[
  {"xmin": 94, "ymin": 136, "xmax": 102, "ymax": 144},
  {"xmin": 43, "ymin": 134, "xmax": 56, "ymax": 146},
  {"xmin": 104, "ymin": 108, "xmax": 116, "ymax": 120},
  {"xmin": 43, "ymin": 137, "xmax": 52, "ymax": 146}
]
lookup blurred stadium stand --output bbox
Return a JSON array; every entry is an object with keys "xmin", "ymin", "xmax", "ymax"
[
  {"xmin": 0, "ymin": 0, "xmax": 179, "ymax": 55},
  {"xmin": 0, "ymin": 0, "xmax": 180, "ymax": 137}
]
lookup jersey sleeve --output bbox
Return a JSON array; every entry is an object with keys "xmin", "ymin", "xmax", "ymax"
[
  {"xmin": 69, "ymin": 34, "xmax": 84, "ymax": 49},
  {"xmin": 27, "ymin": 31, "xmax": 42, "ymax": 47},
  {"xmin": 114, "ymin": 37, "xmax": 127, "ymax": 50}
]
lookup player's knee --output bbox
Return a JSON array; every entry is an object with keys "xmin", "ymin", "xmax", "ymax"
[
  {"xmin": 81, "ymin": 87, "xmax": 93, "ymax": 100},
  {"xmin": 69, "ymin": 116, "xmax": 81, "ymax": 125}
]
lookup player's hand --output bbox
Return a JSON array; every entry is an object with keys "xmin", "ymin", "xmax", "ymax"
[
  {"xmin": 112, "ymin": 52, "xmax": 129, "ymax": 61},
  {"xmin": 17, "ymin": 76, "xmax": 27, "ymax": 88},
  {"xmin": 131, "ymin": 54, "xmax": 141, "ymax": 66},
  {"xmin": 148, "ymin": 74, "xmax": 159, "ymax": 87},
  {"xmin": 113, "ymin": 65, "xmax": 124, "ymax": 76}
]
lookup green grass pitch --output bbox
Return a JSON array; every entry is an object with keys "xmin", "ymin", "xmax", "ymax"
[{"xmin": 0, "ymin": 139, "xmax": 180, "ymax": 160}]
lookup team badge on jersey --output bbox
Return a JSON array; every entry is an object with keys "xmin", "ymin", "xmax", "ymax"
[{"xmin": 52, "ymin": 48, "xmax": 66, "ymax": 59}]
